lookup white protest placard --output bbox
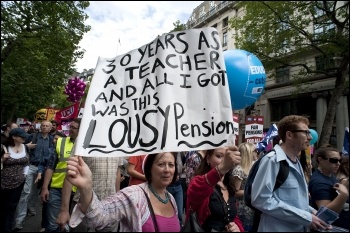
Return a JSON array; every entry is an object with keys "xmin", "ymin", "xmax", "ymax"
[{"xmin": 75, "ymin": 27, "xmax": 234, "ymax": 157}]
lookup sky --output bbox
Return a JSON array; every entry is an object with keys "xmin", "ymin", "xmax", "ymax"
[{"xmin": 75, "ymin": 1, "xmax": 201, "ymax": 73}]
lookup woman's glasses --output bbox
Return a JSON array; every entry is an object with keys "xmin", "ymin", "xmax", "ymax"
[{"xmin": 325, "ymin": 157, "xmax": 342, "ymax": 164}]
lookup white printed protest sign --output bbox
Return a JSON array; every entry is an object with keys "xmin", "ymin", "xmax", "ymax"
[{"xmin": 75, "ymin": 27, "xmax": 233, "ymax": 157}]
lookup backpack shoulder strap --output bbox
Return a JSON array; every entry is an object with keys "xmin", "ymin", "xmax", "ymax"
[
  {"xmin": 263, "ymin": 149, "xmax": 289, "ymax": 191},
  {"xmin": 274, "ymin": 159, "xmax": 289, "ymax": 191}
]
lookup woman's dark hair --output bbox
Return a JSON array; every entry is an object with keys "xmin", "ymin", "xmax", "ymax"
[
  {"xmin": 314, "ymin": 146, "xmax": 340, "ymax": 165},
  {"xmin": 143, "ymin": 152, "xmax": 178, "ymax": 185},
  {"xmin": 299, "ymin": 150, "xmax": 311, "ymax": 183},
  {"xmin": 6, "ymin": 134, "xmax": 15, "ymax": 147},
  {"xmin": 299, "ymin": 150, "xmax": 308, "ymax": 172},
  {"xmin": 195, "ymin": 149, "xmax": 214, "ymax": 176},
  {"xmin": 1, "ymin": 121, "xmax": 15, "ymax": 132},
  {"xmin": 195, "ymin": 149, "xmax": 233, "ymax": 191},
  {"xmin": 338, "ymin": 155, "xmax": 349, "ymax": 177}
]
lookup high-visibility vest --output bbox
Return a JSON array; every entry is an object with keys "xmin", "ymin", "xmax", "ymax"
[{"xmin": 50, "ymin": 137, "xmax": 77, "ymax": 192}]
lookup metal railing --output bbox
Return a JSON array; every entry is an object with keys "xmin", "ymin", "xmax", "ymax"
[{"xmin": 186, "ymin": 1, "xmax": 235, "ymax": 29}]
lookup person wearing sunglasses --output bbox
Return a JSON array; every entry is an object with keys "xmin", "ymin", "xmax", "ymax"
[{"xmin": 309, "ymin": 146, "xmax": 349, "ymax": 230}]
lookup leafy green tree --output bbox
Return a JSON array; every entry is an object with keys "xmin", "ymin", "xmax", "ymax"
[
  {"xmin": 1, "ymin": 1, "xmax": 91, "ymax": 123},
  {"xmin": 170, "ymin": 20, "xmax": 186, "ymax": 32},
  {"xmin": 230, "ymin": 1, "xmax": 349, "ymax": 147}
]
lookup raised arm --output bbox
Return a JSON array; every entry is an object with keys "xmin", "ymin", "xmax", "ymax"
[{"xmin": 65, "ymin": 156, "xmax": 93, "ymax": 213}]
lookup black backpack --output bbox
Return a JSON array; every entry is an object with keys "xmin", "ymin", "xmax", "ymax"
[{"xmin": 244, "ymin": 149, "xmax": 289, "ymax": 231}]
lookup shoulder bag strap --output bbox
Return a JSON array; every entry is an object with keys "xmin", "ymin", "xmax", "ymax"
[
  {"xmin": 2, "ymin": 144, "xmax": 8, "ymax": 154},
  {"xmin": 141, "ymin": 187, "xmax": 159, "ymax": 232}
]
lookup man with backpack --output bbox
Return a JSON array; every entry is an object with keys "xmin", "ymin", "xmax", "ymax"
[{"xmin": 250, "ymin": 115, "xmax": 331, "ymax": 232}]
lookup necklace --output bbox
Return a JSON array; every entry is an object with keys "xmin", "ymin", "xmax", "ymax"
[{"xmin": 148, "ymin": 183, "xmax": 169, "ymax": 204}]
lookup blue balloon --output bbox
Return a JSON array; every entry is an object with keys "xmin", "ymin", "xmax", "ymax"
[
  {"xmin": 309, "ymin": 129, "xmax": 319, "ymax": 145},
  {"xmin": 224, "ymin": 49, "xmax": 266, "ymax": 110}
]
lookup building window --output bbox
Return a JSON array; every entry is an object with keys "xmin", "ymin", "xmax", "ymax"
[
  {"xmin": 223, "ymin": 17, "xmax": 228, "ymax": 28},
  {"xmin": 313, "ymin": 2, "xmax": 336, "ymax": 42},
  {"xmin": 271, "ymin": 97, "xmax": 317, "ymax": 122},
  {"xmin": 223, "ymin": 32, "xmax": 228, "ymax": 47},
  {"xmin": 276, "ymin": 66, "xmax": 289, "ymax": 83},
  {"xmin": 209, "ymin": 1, "xmax": 216, "ymax": 14},
  {"xmin": 314, "ymin": 1, "xmax": 335, "ymax": 18},
  {"xmin": 275, "ymin": 13, "xmax": 291, "ymax": 54},
  {"xmin": 190, "ymin": 13, "xmax": 196, "ymax": 22},
  {"xmin": 199, "ymin": 6, "xmax": 206, "ymax": 16},
  {"xmin": 279, "ymin": 39, "xmax": 291, "ymax": 54},
  {"xmin": 210, "ymin": 1, "xmax": 215, "ymax": 9},
  {"xmin": 313, "ymin": 21, "xmax": 336, "ymax": 40},
  {"xmin": 315, "ymin": 56, "xmax": 335, "ymax": 71}
]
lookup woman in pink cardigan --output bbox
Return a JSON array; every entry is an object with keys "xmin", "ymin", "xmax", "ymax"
[{"xmin": 186, "ymin": 147, "xmax": 244, "ymax": 232}]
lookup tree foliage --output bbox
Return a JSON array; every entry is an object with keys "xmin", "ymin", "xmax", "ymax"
[
  {"xmin": 170, "ymin": 20, "xmax": 187, "ymax": 32},
  {"xmin": 230, "ymin": 1, "xmax": 349, "ymax": 147},
  {"xmin": 1, "ymin": 1, "xmax": 91, "ymax": 123}
]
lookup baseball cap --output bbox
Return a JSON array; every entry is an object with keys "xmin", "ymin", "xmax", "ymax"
[{"xmin": 9, "ymin": 128, "xmax": 30, "ymax": 138}]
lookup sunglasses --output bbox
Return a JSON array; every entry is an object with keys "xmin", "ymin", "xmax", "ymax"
[{"xmin": 325, "ymin": 157, "xmax": 342, "ymax": 164}]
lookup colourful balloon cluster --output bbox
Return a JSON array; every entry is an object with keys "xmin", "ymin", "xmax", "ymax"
[{"xmin": 64, "ymin": 77, "xmax": 86, "ymax": 103}]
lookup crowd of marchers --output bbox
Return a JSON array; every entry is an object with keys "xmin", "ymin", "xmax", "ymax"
[{"xmin": 1, "ymin": 115, "xmax": 349, "ymax": 232}]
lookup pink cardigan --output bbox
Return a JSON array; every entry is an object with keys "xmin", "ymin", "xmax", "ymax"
[{"xmin": 186, "ymin": 168, "xmax": 244, "ymax": 232}]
